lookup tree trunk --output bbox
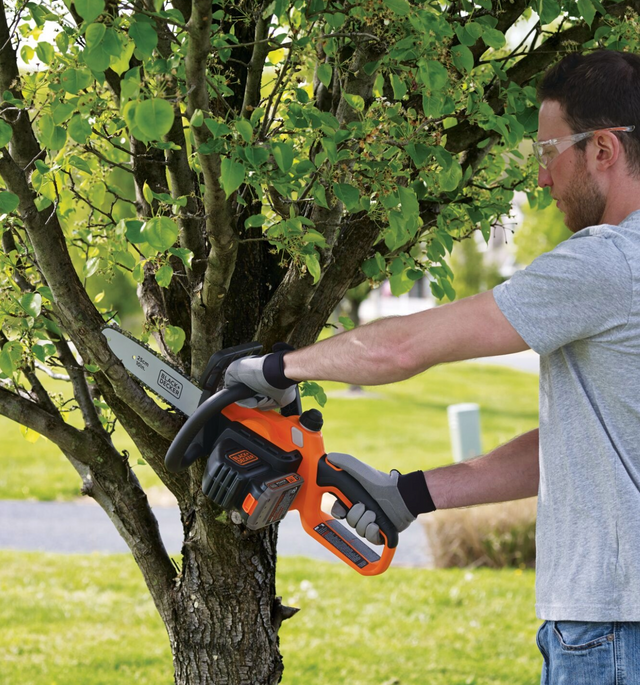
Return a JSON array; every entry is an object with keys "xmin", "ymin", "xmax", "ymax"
[{"xmin": 163, "ymin": 505, "xmax": 287, "ymax": 685}]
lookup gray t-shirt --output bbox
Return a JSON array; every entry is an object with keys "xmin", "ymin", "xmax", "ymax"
[{"xmin": 493, "ymin": 209, "xmax": 640, "ymax": 622}]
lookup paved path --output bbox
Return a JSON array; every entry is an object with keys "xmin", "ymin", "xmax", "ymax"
[{"xmin": 0, "ymin": 500, "xmax": 433, "ymax": 567}]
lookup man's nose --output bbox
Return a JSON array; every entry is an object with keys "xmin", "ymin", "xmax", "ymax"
[{"xmin": 537, "ymin": 165, "xmax": 552, "ymax": 188}]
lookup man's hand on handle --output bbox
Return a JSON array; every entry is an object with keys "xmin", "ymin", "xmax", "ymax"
[
  {"xmin": 327, "ymin": 452, "xmax": 436, "ymax": 545},
  {"xmin": 224, "ymin": 344, "xmax": 297, "ymax": 410}
]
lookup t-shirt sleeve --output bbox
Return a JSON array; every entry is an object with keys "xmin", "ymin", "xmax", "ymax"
[{"xmin": 493, "ymin": 234, "xmax": 633, "ymax": 356}]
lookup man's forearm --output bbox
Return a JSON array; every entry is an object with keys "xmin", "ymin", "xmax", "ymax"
[
  {"xmin": 284, "ymin": 316, "xmax": 414, "ymax": 386},
  {"xmin": 425, "ymin": 429, "xmax": 539, "ymax": 509},
  {"xmin": 282, "ymin": 291, "xmax": 528, "ymax": 386}
]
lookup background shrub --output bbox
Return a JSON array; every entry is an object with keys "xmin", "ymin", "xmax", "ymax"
[{"xmin": 423, "ymin": 498, "xmax": 537, "ymax": 569}]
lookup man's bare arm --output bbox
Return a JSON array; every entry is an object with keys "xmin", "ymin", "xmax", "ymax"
[
  {"xmin": 284, "ymin": 290, "xmax": 529, "ymax": 386},
  {"xmin": 426, "ymin": 429, "xmax": 540, "ymax": 509}
]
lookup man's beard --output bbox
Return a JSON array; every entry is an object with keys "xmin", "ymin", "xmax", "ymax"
[{"xmin": 561, "ymin": 155, "xmax": 606, "ymax": 232}]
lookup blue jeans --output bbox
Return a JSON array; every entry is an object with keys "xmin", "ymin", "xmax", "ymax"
[{"xmin": 536, "ymin": 620, "xmax": 640, "ymax": 684}]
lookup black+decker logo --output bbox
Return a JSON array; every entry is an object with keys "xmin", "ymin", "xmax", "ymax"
[{"xmin": 157, "ymin": 370, "xmax": 183, "ymax": 399}]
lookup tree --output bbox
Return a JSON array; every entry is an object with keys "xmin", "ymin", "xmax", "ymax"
[
  {"xmin": 514, "ymin": 194, "xmax": 572, "ymax": 265},
  {"xmin": 0, "ymin": 0, "xmax": 637, "ymax": 682}
]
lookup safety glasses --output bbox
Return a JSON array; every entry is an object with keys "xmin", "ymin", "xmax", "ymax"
[{"xmin": 532, "ymin": 126, "xmax": 636, "ymax": 169}]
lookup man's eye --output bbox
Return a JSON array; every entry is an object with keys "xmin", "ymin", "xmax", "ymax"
[{"xmin": 542, "ymin": 144, "xmax": 558, "ymax": 161}]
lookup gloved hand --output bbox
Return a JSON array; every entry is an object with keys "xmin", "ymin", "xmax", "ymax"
[
  {"xmin": 327, "ymin": 452, "xmax": 418, "ymax": 545},
  {"xmin": 224, "ymin": 344, "xmax": 297, "ymax": 410}
]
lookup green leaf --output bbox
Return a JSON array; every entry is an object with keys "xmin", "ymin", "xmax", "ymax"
[
  {"xmin": 0, "ymin": 191, "xmax": 19, "ymax": 213},
  {"xmin": 577, "ymin": 0, "xmax": 596, "ymax": 26},
  {"xmin": 302, "ymin": 229, "xmax": 329, "ymax": 248},
  {"xmin": 0, "ymin": 342, "xmax": 22, "ymax": 377},
  {"xmin": 164, "ymin": 325, "xmax": 185, "ymax": 353},
  {"xmin": 20, "ymin": 45, "xmax": 35, "ymax": 63},
  {"xmin": 132, "ymin": 261, "xmax": 145, "ymax": 283},
  {"xmin": 419, "ymin": 61, "xmax": 449, "ymax": 91},
  {"xmin": 438, "ymin": 160, "xmax": 463, "ymax": 192},
  {"xmin": 343, "ymin": 93, "xmax": 365, "ymax": 112},
  {"xmin": 113, "ymin": 250, "xmax": 135, "ymax": 269},
  {"xmin": 313, "ymin": 183, "xmax": 330, "ymax": 209},
  {"xmin": 122, "ymin": 219, "xmax": 144, "ymax": 243},
  {"xmin": 141, "ymin": 216, "xmax": 178, "ymax": 251},
  {"xmin": 56, "ymin": 31, "xmax": 70, "ymax": 54},
  {"xmin": 75, "ymin": 0, "xmax": 105, "ymax": 23},
  {"xmin": 109, "ymin": 39, "xmax": 135, "ymax": 76},
  {"xmin": 83, "ymin": 43, "xmax": 110, "ymax": 72},
  {"xmin": 84, "ymin": 22, "xmax": 106, "ymax": 49},
  {"xmin": 129, "ymin": 17, "xmax": 158, "ymax": 59},
  {"xmin": 235, "ymin": 118, "xmax": 253, "ymax": 143},
  {"xmin": 155, "ymin": 264, "xmax": 173, "ymax": 287},
  {"xmin": 219, "ymin": 157, "xmax": 245, "ymax": 198},
  {"xmin": 390, "ymin": 73, "xmax": 407, "ymax": 100},
  {"xmin": 406, "ymin": 143, "xmax": 432, "ymax": 167},
  {"xmin": 295, "ymin": 88, "xmax": 310, "ymax": 104},
  {"xmin": 304, "ymin": 253, "xmax": 322, "ymax": 284},
  {"xmin": 134, "ymin": 98, "xmax": 175, "ymax": 140},
  {"xmin": 300, "ymin": 381, "xmax": 327, "ymax": 407},
  {"xmin": 204, "ymin": 119, "xmax": 232, "ymax": 138},
  {"xmin": 52, "ymin": 102, "xmax": 75, "ymax": 125},
  {"xmin": 244, "ymin": 214, "xmax": 266, "ymax": 228},
  {"xmin": 67, "ymin": 115, "xmax": 92, "ymax": 144},
  {"xmin": 451, "ymin": 45, "xmax": 474, "ymax": 74},
  {"xmin": 482, "ymin": 28, "xmax": 506, "ymax": 49},
  {"xmin": 0, "ymin": 120, "xmax": 11, "ymax": 148},
  {"xmin": 21, "ymin": 293, "xmax": 42, "ymax": 318},
  {"xmin": 384, "ymin": 0, "xmax": 411, "ymax": 15},
  {"xmin": 389, "ymin": 257, "xmax": 414, "ymax": 297},
  {"xmin": 142, "ymin": 182, "xmax": 154, "ymax": 206},
  {"xmin": 333, "ymin": 183, "xmax": 360, "ymax": 212},
  {"xmin": 272, "ymin": 141, "xmax": 294, "ymax": 172},
  {"xmin": 60, "ymin": 67, "xmax": 93, "ymax": 94},
  {"xmin": 83, "ymin": 257, "xmax": 100, "ymax": 279},
  {"xmin": 339, "ymin": 316, "xmax": 355, "ymax": 331},
  {"xmin": 362, "ymin": 252, "xmax": 386, "ymax": 279},
  {"xmin": 168, "ymin": 247, "xmax": 194, "ymax": 270},
  {"xmin": 38, "ymin": 114, "xmax": 67, "ymax": 150},
  {"xmin": 398, "ymin": 186, "xmax": 419, "ymax": 217},
  {"xmin": 317, "ymin": 63, "xmax": 332, "ymax": 88},
  {"xmin": 537, "ymin": 0, "xmax": 561, "ymax": 24},
  {"xmin": 35, "ymin": 42, "xmax": 55, "ymax": 64},
  {"xmin": 190, "ymin": 109, "xmax": 204, "ymax": 128},
  {"xmin": 68, "ymin": 155, "xmax": 92, "ymax": 174}
]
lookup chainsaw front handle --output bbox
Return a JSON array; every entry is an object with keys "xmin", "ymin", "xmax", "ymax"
[{"xmin": 165, "ymin": 384, "xmax": 255, "ymax": 473}]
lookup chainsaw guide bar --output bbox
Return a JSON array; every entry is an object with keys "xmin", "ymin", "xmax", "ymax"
[{"xmin": 102, "ymin": 324, "xmax": 201, "ymax": 416}]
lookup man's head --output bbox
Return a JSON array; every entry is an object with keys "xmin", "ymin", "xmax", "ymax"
[{"xmin": 536, "ymin": 51, "xmax": 640, "ymax": 231}]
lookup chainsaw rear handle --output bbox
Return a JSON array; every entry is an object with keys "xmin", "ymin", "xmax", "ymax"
[
  {"xmin": 292, "ymin": 456, "xmax": 398, "ymax": 576},
  {"xmin": 317, "ymin": 456, "xmax": 399, "ymax": 549},
  {"xmin": 165, "ymin": 384, "xmax": 255, "ymax": 473}
]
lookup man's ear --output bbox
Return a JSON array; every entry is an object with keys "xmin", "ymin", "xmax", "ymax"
[{"xmin": 593, "ymin": 130, "xmax": 622, "ymax": 171}]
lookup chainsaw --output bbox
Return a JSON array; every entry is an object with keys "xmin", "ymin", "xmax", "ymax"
[{"xmin": 102, "ymin": 326, "xmax": 399, "ymax": 575}]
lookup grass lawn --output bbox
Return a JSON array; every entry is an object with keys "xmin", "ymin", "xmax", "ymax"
[
  {"xmin": 0, "ymin": 361, "xmax": 538, "ymax": 501},
  {"xmin": 0, "ymin": 551, "xmax": 541, "ymax": 685}
]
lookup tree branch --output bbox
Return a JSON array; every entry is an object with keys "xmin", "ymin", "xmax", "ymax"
[
  {"xmin": 0, "ymin": 150, "xmax": 181, "ymax": 440},
  {"xmin": 185, "ymin": 0, "xmax": 239, "ymax": 377},
  {"xmin": 241, "ymin": 9, "xmax": 270, "ymax": 119}
]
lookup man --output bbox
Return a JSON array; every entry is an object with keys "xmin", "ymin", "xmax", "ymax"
[{"xmin": 226, "ymin": 51, "xmax": 640, "ymax": 683}]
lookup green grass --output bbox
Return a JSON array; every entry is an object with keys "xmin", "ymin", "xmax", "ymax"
[
  {"xmin": 0, "ymin": 551, "xmax": 541, "ymax": 685},
  {"xmin": 0, "ymin": 362, "xmax": 538, "ymax": 501}
]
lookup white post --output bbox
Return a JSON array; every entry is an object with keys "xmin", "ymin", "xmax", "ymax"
[{"xmin": 448, "ymin": 403, "xmax": 482, "ymax": 463}]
